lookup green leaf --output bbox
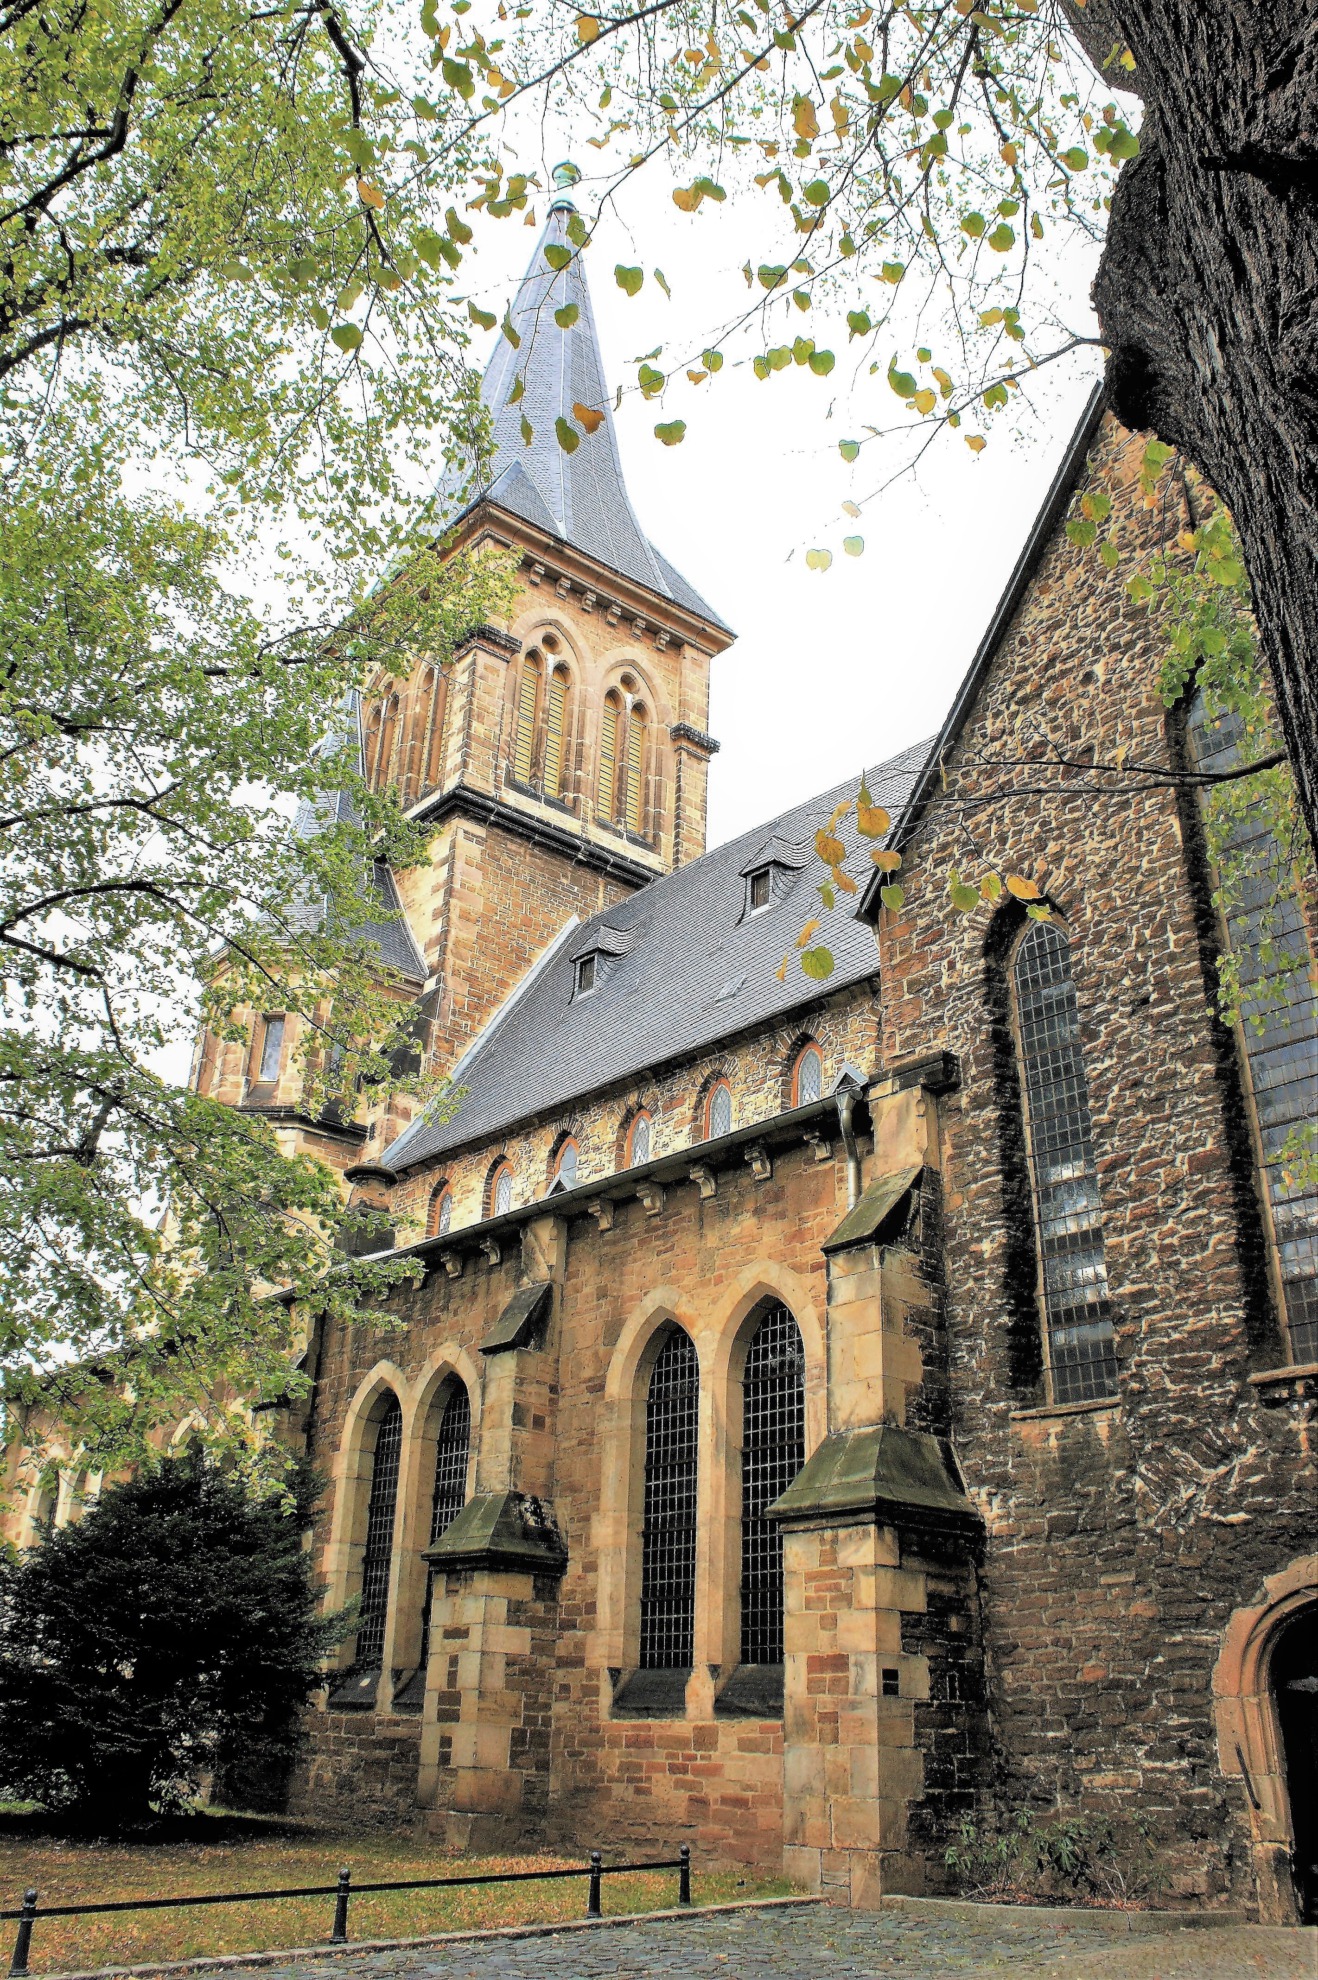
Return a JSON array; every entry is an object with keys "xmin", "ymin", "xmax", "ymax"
[
  {"xmin": 803, "ymin": 179, "xmax": 830, "ymax": 207},
  {"xmin": 543, "ymin": 243, "xmax": 571, "ymax": 271},
  {"xmin": 554, "ymin": 303, "xmax": 579, "ymax": 329},
  {"xmin": 888, "ymin": 362, "xmax": 918, "ymax": 399},
  {"xmin": 654, "ymin": 419, "xmax": 686, "ymax": 446},
  {"xmin": 843, "ymin": 535, "xmax": 863, "ymax": 557},
  {"xmin": 501, "ymin": 312, "xmax": 521, "ymax": 348},
  {"xmin": 879, "ymin": 884, "xmax": 905, "ymax": 912},
  {"xmin": 330, "ymin": 323, "xmax": 363, "ymax": 352},
  {"xmin": 987, "ymin": 223, "xmax": 1016, "ymax": 252},
  {"xmin": 446, "ymin": 207, "xmax": 474, "ymax": 245},
  {"xmin": 758, "ymin": 264, "xmax": 789, "ymax": 290},
  {"xmin": 1109, "ymin": 125, "xmax": 1140, "ymax": 161},
  {"xmin": 507, "ymin": 374, "xmax": 524, "ymax": 404},
  {"xmin": 467, "ymin": 302, "xmax": 497, "ymax": 331},
  {"xmin": 961, "ymin": 212, "xmax": 985, "ymax": 239},
  {"xmin": 555, "ymin": 416, "xmax": 580, "ymax": 454},
  {"xmin": 615, "ymin": 264, "xmax": 644, "ymax": 296},
  {"xmin": 654, "ymin": 268, "xmax": 672, "ymax": 298},
  {"xmin": 808, "ymin": 349, "xmax": 835, "ymax": 376},
  {"xmin": 1067, "ymin": 518, "xmax": 1098, "ymax": 549},
  {"xmin": 846, "ymin": 310, "xmax": 871, "ymax": 338},
  {"xmin": 1061, "ymin": 146, "xmax": 1089, "ymax": 171},
  {"xmin": 839, "ymin": 440, "xmax": 860, "ymax": 462},
  {"xmin": 520, "ymin": 413, "xmax": 533, "ymax": 445},
  {"xmin": 1098, "ymin": 538, "xmax": 1119, "ymax": 570},
  {"xmin": 949, "ymin": 877, "xmax": 979, "ymax": 912},
  {"xmin": 800, "ymin": 945, "xmax": 835, "ymax": 981}
]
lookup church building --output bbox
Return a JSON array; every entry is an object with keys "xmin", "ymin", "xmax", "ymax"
[{"xmin": 16, "ymin": 176, "xmax": 1318, "ymax": 1923}]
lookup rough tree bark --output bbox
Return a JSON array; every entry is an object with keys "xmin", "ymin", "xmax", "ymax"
[{"xmin": 1064, "ymin": 0, "xmax": 1318, "ymax": 865}]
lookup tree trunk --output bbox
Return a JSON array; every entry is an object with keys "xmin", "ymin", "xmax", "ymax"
[{"xmin": 1068, "ymin": 1, "xmax": 1318, "ymax": 866}]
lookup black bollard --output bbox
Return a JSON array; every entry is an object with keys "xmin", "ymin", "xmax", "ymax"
[
  {"xmin": 587, "ymin": 1850, "xmax": 602, "ymax": 1918},
  {"xmin": 330, "ymin": 1866, "xmax": 352, "ymax": 1944},
  {"xmin": 9, "ymin": 1889, "xmax": 37, "ymax": 1978},
  {"xmin": 678, "ymin": 1843, "xmax": 692, "ymax": 1906}
]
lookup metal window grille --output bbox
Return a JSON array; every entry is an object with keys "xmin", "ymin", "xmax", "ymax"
[
  {"xmin": 1188, "ymin": 692, "xmax": 1318, "ymax": 1364},
  {"xmin": 1014, "ymin": 923, "xmax": 1119, "ymax": 1404},
  {"xmin": 630, "ymin": 1113, "xmax": 651, "ymax": 1166},
  {"xmin": 354, "ymin": 1396, "xmax": 402, "ymax": 1671},
  {"xmin": 513, "ymin": 658, "xmax": 541, "ymax": 784},
  {"xmin": 257, "ymin": 1016, "xmax": 285, "ymax": 1084},
  {"xmin": 639, "ymin": 1329, "xmax": 700, "ymax": 1669},
  {"xmin": 740, "ymin": 1304, "xmax": 805, "ymax": 1665},
  {"xmin": 417, "ymin": 1385, "xmax": 471, "ymax": 1676},
  {"xmin": 544, "ymin": 668, "xmax": 568, "ymax": 797},
  {"xmin": 795, "ymin": 1047, "xmax": 822, "ymax": 1107},
  {"xmin": 707, "ymin": 1083, "xmax": 732, "ymax": 1139}
]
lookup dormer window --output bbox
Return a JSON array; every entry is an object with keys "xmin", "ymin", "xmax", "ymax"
[
  {"xmin": 575, "ymin": 953, "xmax": 597, "ymax": 997},
  {"xmin": 748, "ymin": 868, "xmax": 772, "ymax": 913}
]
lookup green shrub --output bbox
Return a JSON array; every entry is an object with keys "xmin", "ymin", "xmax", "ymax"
[{"xmin": 944, "ymin": 1807, "xmax": 1163, "ymax": 1907}]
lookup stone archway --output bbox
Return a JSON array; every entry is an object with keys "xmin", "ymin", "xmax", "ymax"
[{"xmin": 1213, "ymin": 1554, "xmax": 1318, "ymax": 1923}]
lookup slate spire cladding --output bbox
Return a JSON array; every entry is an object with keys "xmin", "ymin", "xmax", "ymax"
[{"xmin": 454, "ymin": 166, "xmax": 727, "ymax": 631}]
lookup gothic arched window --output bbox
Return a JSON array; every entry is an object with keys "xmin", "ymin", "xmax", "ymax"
[
  {"xmin": 623, "ymin": 702, "xmax": 648, "ymax": 835},
  {"xmin": 740, "ymin": 1303, "xmax": 805, "ymax": 1667},
  {"xmin": 1187, "ymin": 688, "xmax": 1318, "ymax": 1363},
  {"xmin": 553, "ymin": 1138, "xmax": 580, "ymax": 1189},
  {"xmin": 639, "ymin": 1329, "xmax": 700, "ymax": 1670},
  {"xmin": 705, "ymin": 1081, "xmax": 733, "ymax": 1141},
  {"xmin": 792, "ymin": 1043, "xmax": 823, "ymax": 1108},
  {"xmin": 488, "ymin": 1162, "xmax": 514, "ymax": 1218},
  {"xmin": 414, "ymin": 1382, "xmax": 470, "ymax": 1681},
  {"xmin": 1013, "ymin": 921, "xmax": 1118, "ymax": 1405},
  {"xmin": 626, "ymin": 1111, "xmax": 651, "ymax": 1167},
  {"xmin": 427, "ymin": 1183, "xmax": 452, "ymax": 1238},
  {"xmin": 421, "ymin": 663, "xmax": 448, "ymax": 795},
  {"xmin": 543, "ymin": 665, "xmax": 571, "ymax": 800},
  {"xmin": 354, "ymin": 1393, "xmax": 403, "ymax": 1671},
  {"xmin": 513, "ymin": 653, "xmax": 542, "ymax": 786},
  {"xmin": 598, "ymin": 689, "xmax": 622, "ymax": 820}
]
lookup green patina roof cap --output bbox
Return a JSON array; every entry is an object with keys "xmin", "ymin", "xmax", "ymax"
[
  {"xmin": 768, "ymin": 1422, "xmax": 978, "ymax": 1531},
  {"xmin": 821, "ymin": 1165, "xmax": 922, "ymax": 1254},
  {"xmin": 426, "ymin": 1491, "xmax": 568, "ymax": 1575}
]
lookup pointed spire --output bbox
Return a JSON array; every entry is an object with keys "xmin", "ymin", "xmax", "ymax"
[{"xmin": 455, "ymin": 172, "xmax": 727, "ymax": 631}]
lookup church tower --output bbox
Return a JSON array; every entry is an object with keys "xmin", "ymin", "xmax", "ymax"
[{"xmin": 364, "ymin": 166, "xmax": 733, "ymax": 1086}]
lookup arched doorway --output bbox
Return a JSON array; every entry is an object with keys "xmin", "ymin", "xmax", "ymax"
[
  {"xmin": 1213, "ymin": 1555, "xmax": 1318, "ymax": 1924},
  {"xmin": 1272, "ymin": 1608, "xmax": 1318, "ymax": 1923}
]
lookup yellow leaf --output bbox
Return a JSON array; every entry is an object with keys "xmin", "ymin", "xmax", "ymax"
[
  {"xmin": 912, "ymin": 388, "xmax": 936, "ymax": 415},
  {"xmin": 871, "ymin": 847, "xmax": 902, "ymax": 871},
  {"xmin": 856, "ymin": 802, "xmax": 890, "ymax": 837},
  {"xmin": 796, "ymin": 918, "xmax": 822, "ymax": 949},
  {"xmin": 1000, "ymin": 141, "xmax": 1018, "ymax": 166},
  {"xmin": 776, "ymin": 956, "xmax": 788, "ymax": 982},
  {"xmin": 1005, "ymin": 874, "xmax": 1041, "ymax": 900},
  {"xmin": 357, "ymin": 179, "xmax": 386, "ymax": 209},
  {"xmin": 793, "ymin": 95, "xmax": 820, "ymax": 141},
  {"xmin": 672, "ymin": 186, "xmax": 699, "ymax": 212},
  {"xmin": 966, "ymin": 434, "xmax": 987, "ymax": 453},
  {"xmin": 815, "ymin": 830, "xmax": 846, "ymax": 866},
  {"xmin": 834, "ymin": 870, "xmax": 857, "ymax": 894},
  {"xmin": 842, "ymin": 500, "xmax": 861, "ymax": 518},
  {"xmin": 572, "ymin": 402, "xmax": 606, "ymax": 434},
  {"xmin": 576, "ymin": 12, "xmax": 600, "ymax": 40}
]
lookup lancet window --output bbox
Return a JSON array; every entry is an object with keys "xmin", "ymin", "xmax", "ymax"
[
  {"xmin": 639, "ymin": 1329, "xmax": 700, "ymax": 1670},
  {"xmin": 1013, "ymin": 921, "xmax": 1119, "ymax": 1405},
  {"xmin": 705, "ymin": 1081, "xmax": 733, "ymax": 1141},
  {"xmin": 354, "ymin": 1394, "xmax": 402, "ymax": 1671},
  {"xmin": 793, "ymin": 1043, "xmax": 823, "ymax": 1108},
  {"xmin": 427, "ymin": 1183, "xmax": 453, "ymax": 1238},
  {"xmin": 597, "ymin": 683, "xmax": 651, "ymax": 836},
  {"xmin": 626, "ymin": 1111, "xmax": 651, "ymax": 1167},
  {"xmin": 740, "ymin": 1304, "xmax": 805, "ymax": 1667},
  {"xmin": 1187, "ymin": 690, "xmax": 1318, "ymax": 1364},
  {"xmin": 415, "ymin": 1383, "xmax": 470, "ymax": 1679}
]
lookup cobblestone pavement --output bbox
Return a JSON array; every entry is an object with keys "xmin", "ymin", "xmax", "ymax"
[{"xmin": 250, "ymin": 1902, "xmax": 1315, "ymax": 1980}]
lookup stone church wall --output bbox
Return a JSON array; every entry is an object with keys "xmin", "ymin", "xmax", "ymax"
[{"xmin": 876, "ymin": 415, "xmax": 1317, "ymax": 1909}]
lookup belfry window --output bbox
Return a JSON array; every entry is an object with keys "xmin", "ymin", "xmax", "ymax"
[
  {"xmin": 705, "ymin": 1081, "xmax": 732, "ymax": 1141},
  {"xmin": 598, "ymin": 691, "xmax": 622, "ymax": 820},
  {"xmin": 543, "ymin": 665, "xmax": 570, "ymax": 800},
  {"xmin": 354, "ymin": 1394, "xmax": 402, "ymax": 1672},
  {"xmin": 1187, "ymin": 690, "xmax": 1318, "ymax": 1363},
  {"xmin": 639, "ymin": 1329, "xmax": 700, "ymax": 1670},
  {"xmin": 1013, "ymin": 921, "xmax": 1118, "ymax": 1405},
  {"xmin": 740, "ymin": 1303, "xmax": 805, "ymax": 1667},
  {"xmin": 793, "ymin": 1043, "xmax": 823, "ymax": 1108},
  {"xmin": 513, "ymin": 654, "xmax": 542, "ymax": 786}
]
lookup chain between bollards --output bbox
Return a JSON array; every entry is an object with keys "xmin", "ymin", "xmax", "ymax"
[
  {"xmin": 8, "ymin": 1889, "xmax": 36, "ymax": 1978},
  {"xmin": 678, "ymin": 1843, "xmax": 691, "ymax": 1906},
  {"xmin": 586, "ymin": 1850, "xmax": 602, "ymax": 1918},
  {"xmin": 330, "ymin": 1866, "xmax": 351, "ymax": 1944}
]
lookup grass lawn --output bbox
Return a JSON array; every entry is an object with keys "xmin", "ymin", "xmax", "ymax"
[{"xmin": 0, "ymin": 1810, "xmax": 792, "ymax": 1975}]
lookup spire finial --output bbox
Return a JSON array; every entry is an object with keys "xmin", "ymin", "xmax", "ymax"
[{"xmin": 550, "ymin": 159, "xmax": 582, "ymax": 210}]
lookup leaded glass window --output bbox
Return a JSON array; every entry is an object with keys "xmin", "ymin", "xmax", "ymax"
[
  {"xmin": 740, "ymin": 1304, "xmax": 805, "ymax": 1666},
  {"xmin": 1187, "ymin": 692, "xmax": 1318, "ymax": 1363},
  {"xmin": 355, "ymin": 1394, "xmax": 402, "ymax": 1671},
  {"xmin": 639, "ymin": 1329, "xmax": 699, "ymax": 1670},
  {"xmin": 794, "ymin": 1045, "xmax": 822, "ymax": 1107},
  {"xmin": 417, "ymin": 1385, "xmax": 471, "ymax": 1676},
  {"xmin": 1013, "ymin": 923, "xmax": 1118, "ymax": 1404},
  {"xmin": 706, "ymin": 1082, "xmax": 732, "ymax": 1140},
  {"xmin": 628, "ymin": 1112, "xmax": 651, "ymax": 1167}
]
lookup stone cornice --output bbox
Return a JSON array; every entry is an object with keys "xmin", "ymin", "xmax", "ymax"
[
  {"xmin": 408, "ymin": 780, "xmax": 661, "ymax": 888},
  {"xmin": 670, "ymin": 722, "xmax": 721, "ymax": 756}
]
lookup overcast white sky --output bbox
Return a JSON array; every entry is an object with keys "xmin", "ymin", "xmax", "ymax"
[{"xmin": 454, "ymin": 160, "xmax": 1107, "ymax": 847}]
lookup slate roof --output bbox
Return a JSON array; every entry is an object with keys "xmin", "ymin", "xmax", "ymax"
[
  {"xmin": 442, "ymin": 192, "xmax": 730, "ymax": 633},
  {"xmin": 382, "ymin": 739, "xmax": 929, "ymax": 1171},
  {"xmin": 291, "ymin": 693, "xmax": 428, "ymax": 984}
]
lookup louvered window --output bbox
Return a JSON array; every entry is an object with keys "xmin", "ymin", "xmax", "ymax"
[
  {"xmin": 1014, "ymin": 922, "xmax": 1118, "ymax": 1404},
  {"xmin": 544, "ymin": 667, "xmax": 569, "ymax": 798},
  {"xmin": 1187, "ymin": 691, "xmax": 1317, "ymax": 1363},
  {"xmin": 416, "ymin": 1385, "xmax": 471, "ymax": 1678},
  {"xmin": 706, "ymin": 1082, "xmax": 732, "ymax": 1140},
  {"xmin": 740, "ymin": 1304, "xmax": 805, "ymax": 1666},
  {"xmin": 599, "ymin": 691, "xmax": 621, "ymax": 819},
  {"xmin": 354, "ymin": 1395, "xmax": 402, "ymax": 1671},
  {"xmin": 639, "ymin": 1330, "xmax": 699, "ymax": 1669},
  {"xmin": 794, "ymin": 1044, "xmax": 822, "ymax": 1107},
  {"xmin": 423, "ymin": 665, "xmax": 448, "ymax": 792},
  {"xmin": 513, "ymin": 657, "xmax": 541, "ymax": 785},
  {"xmin": 624, "ymin": 704, "xmax": 647, "ymax": 834}
]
